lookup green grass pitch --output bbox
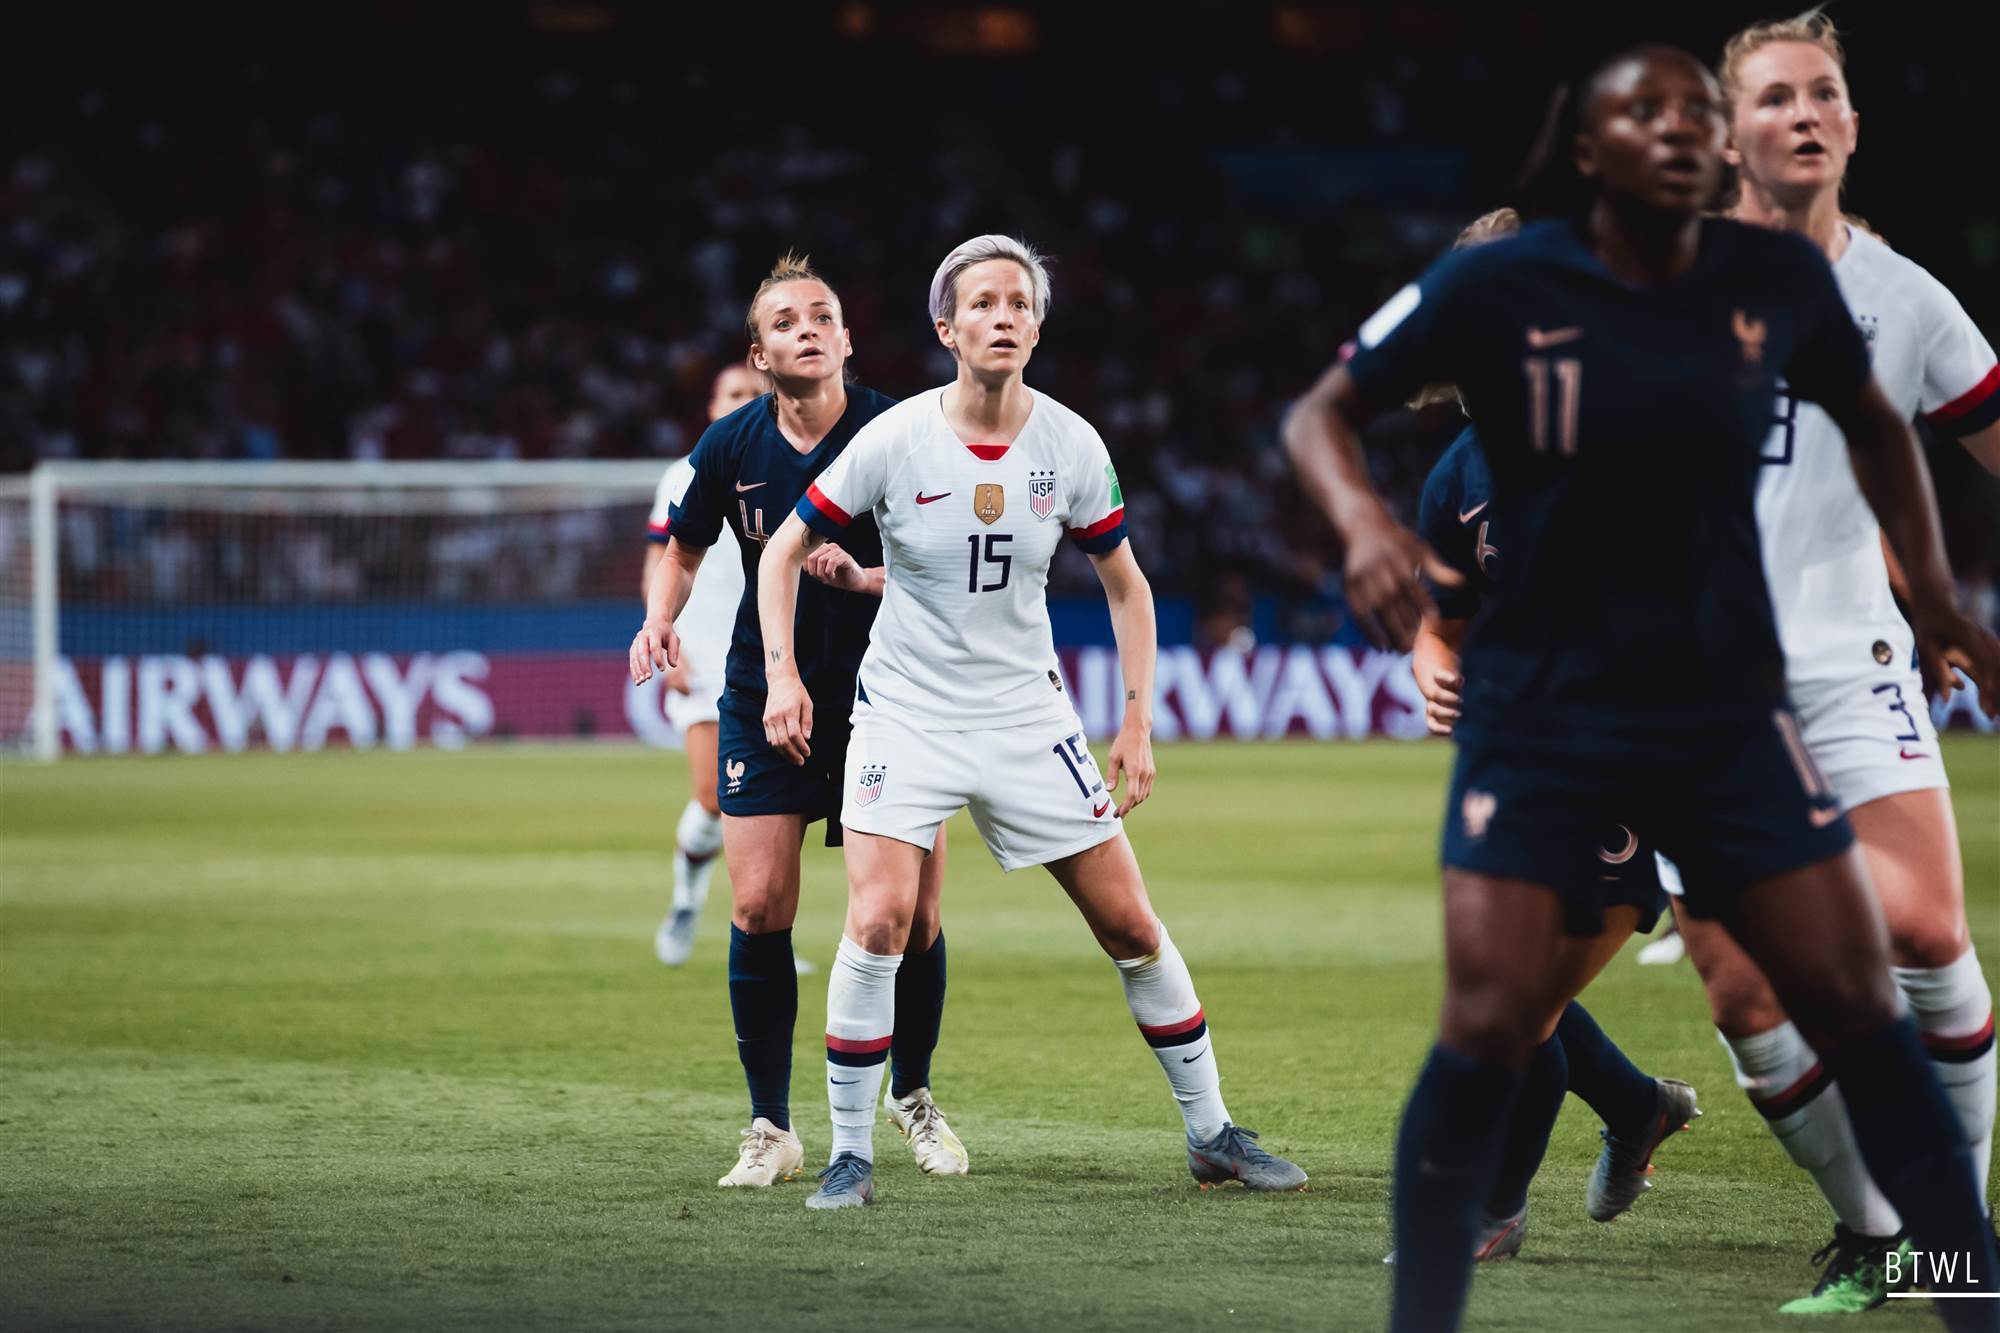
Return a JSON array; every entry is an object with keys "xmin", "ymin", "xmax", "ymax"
[{"xmin": 3, "ymin": 737, "xmax": 1995, "ymax": 1331}]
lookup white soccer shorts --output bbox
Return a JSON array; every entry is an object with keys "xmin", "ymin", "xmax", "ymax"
[
  {"xmin": 841, "ymin": 704, "xmax": 1123, "ymax": 872},
  {"xmin": 1656, "ymin": 665, "xmax": 1947, "ymax": 899},
  {"xmin": 1793, "ymin": 666, "xmax": 1949, "ymax": 812},
  {"xmin": 664, "ymin": 672, "xmax": 724, "ymax": 733}
]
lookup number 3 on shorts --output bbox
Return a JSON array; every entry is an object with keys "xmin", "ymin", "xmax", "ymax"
[{"xmin": 1052, "ymin": 732, "xmax": 1105, "ymax": 798}]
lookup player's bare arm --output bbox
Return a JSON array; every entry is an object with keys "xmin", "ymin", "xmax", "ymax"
[
  {"xmin": 630, "ymin": 537, "xmax": 707, "ymax": 685},
  {"xmin": 754, "ymin": 511, "xmax": 814, "ymax": 764},
  {"xmin": 1087, "ymin": 541, "xmax": 1156, "ymax": 817},
  {"xmin": 1282, "ymin": 364, "xmax": 1451, "ymax": 651},
  {"xmin": 1959, "ymin": 419, "xmax": 2000, "ymax": 476},
  {"xmin": 1411, "ymin": 612, "xmax": 1466, "ymax": 737},
  {"xmin": 1825, "ymin": 376, "xmax": 2000, "ymax": 711},
  {"xmin": 801, "ymin": 533, "xmax": 887, "ymax": 597}
]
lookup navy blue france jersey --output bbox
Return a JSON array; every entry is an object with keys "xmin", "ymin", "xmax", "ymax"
[
  {"xmin": 666, "ymin": 386, "xmax": 896, "ymax": 710},
  {"xmin": 1414, "ymin": 426, "xmax": 1498, "ymax": 623},
  {"xmin": 1349, "ymin": 217, "xmax": 1872, "ymax": 756}
]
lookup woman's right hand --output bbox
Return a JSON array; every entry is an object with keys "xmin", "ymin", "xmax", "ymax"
[
  {"xmin": 1420, "ymin": 665, "xmax": 1462, "ymax": 737},
  {"xmin": 629, "ymin": 617, "xmax": 681, "ymax": 686},
  {"xmin": 1343, "ymin": 509, "xmax": 1446, "ymax": 652}
]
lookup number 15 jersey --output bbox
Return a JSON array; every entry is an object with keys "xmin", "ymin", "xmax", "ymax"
[{"xmin": 796, "ymin": 386, "xmax": 1129, "ymax": 731}]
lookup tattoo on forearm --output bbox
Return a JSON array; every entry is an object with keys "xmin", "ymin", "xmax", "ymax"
[
  {"xmin": 1127, "ymin": 690, "xmax": 1137, "ymax": 700},
  {"xmin": 769, "ymin": 648, "xmax": 786, "ymax": 665}
]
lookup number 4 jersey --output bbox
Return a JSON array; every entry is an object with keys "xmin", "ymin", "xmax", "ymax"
[{"xmin": 796, "ymin": 386, "xmax": 1128, "ymax": 731}]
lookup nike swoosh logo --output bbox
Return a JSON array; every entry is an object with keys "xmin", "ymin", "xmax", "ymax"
[
  {"xmin": 1181, "ymin": 1048, "xmax": 1207, "ymax": 1064},
  {"xmin": 1900, "ymin": 749, "xmax": 1928, "ymax": 761},
  {"xmin": 1809, "ymin": 805, "xmax": 1843, "ymax": 828},
  {"xmin": 1526, "ymin": 325, "xmax": 1583, "ymax": 349},
  {"xmin": 735, "ymin": 481, "xmax": 768, "ymax": 493},
  {"xmin": 830, "ymin": 1078, "xmax": 859, "ymax": 1085},
  {"xmin": 1092, "ymin": 800, "xmax": 1111, "ymax": 818},
  {"xmin": 915, "ymin": 491, "xmax": 950, "ymax": 505},
  {"xmin": 1458, "ymin": 501, "xmax": 1488, "ymax": 524}
]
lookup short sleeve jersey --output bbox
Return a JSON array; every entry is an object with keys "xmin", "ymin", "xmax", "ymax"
[
  {"xmin": 647, "ymin": 457, "xmax": 745, "ymax": 686},
  {"xmin": 1414, "ymin": 426, "xmax": 1501, "ymax": 623},
  {"xmin": 796, "ymin": 387, "xmax": 1128, "ymax": 731},
  {"xmin": 1755, "ymin": 226, "xmax": 2000, "ymax": 692},
  {"xmin": 1346, "ymin": 217, "xmax": 1872, "ymax": 755},
  {"xmin": 667, "ymin": 387, "xmax": 896, "ymax": 708}
]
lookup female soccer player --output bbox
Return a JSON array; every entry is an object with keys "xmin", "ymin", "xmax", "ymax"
[
  {"xmin": 757, "ymin": 234, "xmax": 1306, "ymax": 1210},
  {"xmin": 648, "ymin": 357, "xmax": 766, "ymax": 966},
  {"xmin": 630, "ymin": 255, "xmax": 962, "ymax": 1190},
  {"xmin": 1405, "ymin": 210, "xmax": 1697, "ymax": 1262},
  {"xmin": 1655, "ymin": 13, "xmax": 2000, "ymax": 1313},
  {"xmin": 1282, "ymin": 45, "xmax": 2000, "ymax": 1333}
]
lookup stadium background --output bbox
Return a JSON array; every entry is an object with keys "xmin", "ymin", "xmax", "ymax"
[
  {"xmin": 4, "ymin": 5, "xmax": 1999, "ymax": 1331},
  {"xmin": 6, "ymin": 1, "xmax": 1998, "ymax": 754}
]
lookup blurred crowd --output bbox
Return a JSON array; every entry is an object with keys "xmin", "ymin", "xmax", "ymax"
[{"xmin": 6, "ymin": 4, "xmax": 1996, "ymax": 637}]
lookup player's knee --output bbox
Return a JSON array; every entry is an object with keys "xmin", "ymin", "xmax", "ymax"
[
  {"xmin": 1097, "ymin": 915, "xmax": 1160, "ymax": 961},
  {"xmin": 907, "ymin": 901, "xmax": 941, "ymax": 953},
  {"xmin": 846, "ymin": 906, "xmax": 910, "ymax": 957},
  {"xmin": 1791, "ymin": 969, "xmax": 1904, "ymax": 1047},
  {"xmin": 1439, "ymin": 988, "xmax": 1540, "ymax": 1066},
  {"xmin": 1886, "ymin": 917, "xmax": 1971, "ymax": 970}
]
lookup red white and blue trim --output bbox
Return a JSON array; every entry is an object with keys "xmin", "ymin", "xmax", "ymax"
[
  {"xmin": 1068, "ymin": 507, "xmax": 1128, "ymax": 555},
  {"xmin": 825, "ymin": 1032, "xmax": 893, "ymax": 1068},
  {"xmin": 646, "ymin": 518, "xmax": 673, "ymax": 544},
  {"xmin": 1925, "ymin": 363, "xmax": 2000, "ymax": 437},
  {"xmin": 796, "ymin": 483, "xmax": 852, "ymax": 540},
  {"xmin": 1137, "ymin": 1008, "xmax": 1207, "ymax": 1050}
]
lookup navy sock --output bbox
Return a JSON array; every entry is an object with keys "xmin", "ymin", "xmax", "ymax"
[
  {"xmin": 1485, "ymin": 1033, "xmax": 1567, "ymax": 1219},
  {"xmin": 1825, "ymin": 1016, "xmax": 1999, "ymax": 1317},
  {"xmin": 726, "ymin": 924, "xmax": 797, "ymax": 1132},
  {"xmin": 1556, "ymin": 1001, "xmax": 1657, "ymax": 1138},
  {"xmin": 889, "ymin": 931, "xmax": 947, "ymax": 1100},
  {"xmin": 1390, "ymin": 1043, "xmax": 1523, "ymax": 1333}
]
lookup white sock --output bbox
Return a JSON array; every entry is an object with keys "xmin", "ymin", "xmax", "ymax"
[
  {"xmin": 1895, "ymin": 946, "xmax": 1997, "ymax": 1198},
  {"xmin": 824, "ymin": 935, "xmax": 899, "ymax": 1164},
  {"xmin": 1721, "ymin": 1023, "xmax": 1903, "ymax": 1237},
  {"xmin": 672, "ymin": 800, "xmax": 722, "ymax": 913},
  {"xmin": 1114, "ymin": 921, "xmax": 1230, "ymax": 1143}
]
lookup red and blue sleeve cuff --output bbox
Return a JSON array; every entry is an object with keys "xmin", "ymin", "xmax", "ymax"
[
  {"xmin": 1068, "ymin": 506, "xmax": 1128, "ymax": 555},
  {"xmin": 796, "ymin": 483, "xmax": 851, "ymax": 539},
  {"xmin": 1926, "ymin": 364, "xmax": 2000, "ymax": 437},
  {"xmin": 646, "ymin": 520, "xmax": 672, "ymax": 544}
]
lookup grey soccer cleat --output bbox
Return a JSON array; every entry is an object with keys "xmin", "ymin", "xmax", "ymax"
[
  {"xmin": 1188, "ymin": 1124, "xmax": 1308, "ymax": 1191},
  {"xmin": 1588, "ymin": 1078, "xmax": 1700, "ymax": 1221},
  {"xmin": 654, "ymin": 908, "xmax": 699, "ymax": 966},
  {"xmin": 804, "ymin": 1152, "xmax": 874, "ymax": 1211},
  {"xmin": 1384, "ymin": 1206, "xmax": 1528, "ymax": 1265}
]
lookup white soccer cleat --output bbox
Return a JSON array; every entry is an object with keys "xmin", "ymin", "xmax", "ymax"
[
  {"xmin": 884, "ymin": 1086, "xmax": 969, "ymax": 1175},
  {"xmin": 655, "ymin": 909, "xmax": 698, "ymax": 966},
  {"xmin": 1637, "ymin": 930, "xmax": 1685, "ymax": 967},
  {"xmin": 717, "ymin": 1117, "xmax": 805, "ymax": 1188}
]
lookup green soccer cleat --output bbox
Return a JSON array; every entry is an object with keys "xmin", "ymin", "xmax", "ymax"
[{"xmin": 1778, "ymin": 1227, "xmax": 1912, "ymax": 1315}]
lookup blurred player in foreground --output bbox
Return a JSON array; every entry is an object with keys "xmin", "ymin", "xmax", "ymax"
[
  {"xmin": 631, "ymin": 256, "xmax": 960, "ymax": 1189},
  {"xmin": 760, "ymin": 235, "xmax": 1307, "ymax": 1210},
  {"xmin": 648, "ymin": 358, "xmax": 767, "ymax": 966},
  {"xmin": 1405, "ymin": 209, "xmax": 1697, "ymax": 1267},
  {"xmin": 1657, "ymin": 11, "xmax": 2000, "ymax": 1314},
  {"xmin": 1284, "ymin": 44, "xmax": 2000, "ymax": 1333}
]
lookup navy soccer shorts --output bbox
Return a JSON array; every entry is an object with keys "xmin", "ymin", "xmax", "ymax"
[
  {"xmin": 716, "ymin": 689, "xmax": 853, "ymax": 846},
  {"xmin": 1441, "ymin": 707, "xmax": 1853, "ymax": 931}
]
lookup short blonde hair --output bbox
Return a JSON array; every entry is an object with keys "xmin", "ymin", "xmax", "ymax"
[
  {"xmin": 1720, "ymin": 6, "xmax": 1846, "ymax": 110},
  {"xmin": 745, "ymin": 251, "xmax": 841, "ymax": 342},
  {"xmin": 1408, "ymin": 209, "xmax": 1521, "ymax": 410}
]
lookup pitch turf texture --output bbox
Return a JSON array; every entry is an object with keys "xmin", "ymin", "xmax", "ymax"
[{"xmin": 3, "ymin": 739, "xmax": 1995, "ymax": 1332}]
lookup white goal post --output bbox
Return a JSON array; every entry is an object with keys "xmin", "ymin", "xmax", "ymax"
[{"xmin": 2, "ymin": 460, "xmax": 677, "ymax": 761}]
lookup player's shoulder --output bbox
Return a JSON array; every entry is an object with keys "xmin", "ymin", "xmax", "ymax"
[
  {"xmin": 846, "ymin": 383, "xmax": 901, "ymax": 421},
  {"xmin": 844, "ymin": 386, "xmax": 935, "ymax": 451},
  {"xmin": 1843, "ymin": 227, "xmax": 1966, "ymax": 321},
  {"xmin": 1704, "ymin": 216, "xmax": 1829, "ymax": 283},
  {"xmin": 1421, "ymin": 426, "xmax": 1485, "ymax": 507},
  {"xmin": 1026, "ymin": 389, "xmax": 1105, "ymax": 450},
  {"xmin": 694, "ymin": 395, "xmax": 774, "ymax": 460}
]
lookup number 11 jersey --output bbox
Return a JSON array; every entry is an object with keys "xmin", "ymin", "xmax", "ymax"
[{"xmin": 797, "ymin": 386, "xmax": 1128, "ymax": 731}]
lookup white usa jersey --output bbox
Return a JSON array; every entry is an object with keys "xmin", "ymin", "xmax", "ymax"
[
  {"xmin": 797, "ymin": 387, "xmax": 1128, "ymax": 731},
  {"xmin": 648, "ymin": 458, "xmax": 744, "ymax": 684},
  {"xmin": 1758, "ymin": 226, "xmax": 2000, "ymax": 692}
]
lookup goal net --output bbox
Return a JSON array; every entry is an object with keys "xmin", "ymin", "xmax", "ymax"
[{"xmin": 4, "ymin": 461, "xmax": 696, "ymax": 759}]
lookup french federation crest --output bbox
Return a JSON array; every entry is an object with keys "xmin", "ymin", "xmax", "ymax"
[
  {"xmin": 974, "ymin": 484, "xmax": 1005, "ymax": 525},
  {"xmin": 1029, "ymin": 470, "xmax": 1057, "ymax": 521},
  {"xmin": 854, "ymin": 763, "xmax": 887, "ymax": 808}
]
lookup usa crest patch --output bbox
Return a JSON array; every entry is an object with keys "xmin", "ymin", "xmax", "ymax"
[
  {"xmin": 1029, "ymin": 470, "xmax": 1057, "ymax": 521},
  {"xmin": 854, "ymin": 764, "xmax": 886, "ymax": 808}
]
